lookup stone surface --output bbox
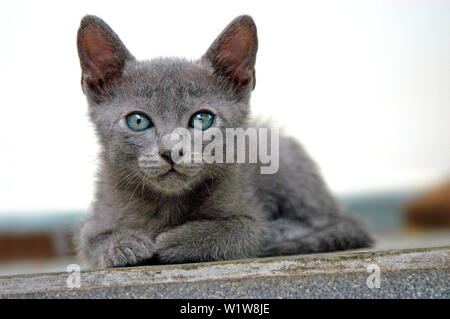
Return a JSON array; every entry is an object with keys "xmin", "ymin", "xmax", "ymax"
[{"xmin": 0, "ymin": 247, "xmax": 448, "ymax": 298}]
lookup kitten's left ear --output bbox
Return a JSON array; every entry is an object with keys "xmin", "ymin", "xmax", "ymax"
[
  {"xmin": 77, "ymin": 15, "xmax": 135, "ymax": 101},
  {"xmin": 202, "ymin": 15, "xmax": 258, "ymax": 94}
]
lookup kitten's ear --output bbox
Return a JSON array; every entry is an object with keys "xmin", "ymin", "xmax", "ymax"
[
  {"xmin": 203, "ymin": 15, "xmax": 258, "ymax": 94},
  {"xmin": 77, "ymin": 15, "xmax": 135, "ymax": 100}
]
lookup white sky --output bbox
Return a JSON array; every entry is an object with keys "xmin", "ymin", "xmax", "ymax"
[{"xmin": 0, "ymin": 0, "xmax": 449, "ymax": 214}]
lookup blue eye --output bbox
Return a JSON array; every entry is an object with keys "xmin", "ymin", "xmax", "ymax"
[
  {"xmin": 126, "ymin": 113, "xmax": 152, "ymax": 132},
  {"xmin": 189, "ymin": 112, "xmax": 215, "ymax": 130}
]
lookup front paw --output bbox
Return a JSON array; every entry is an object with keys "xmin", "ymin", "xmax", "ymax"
[
  {"xmin": 100, "ymin": 234, "xmax": 155, "ymax": 268},
  {"xmin": 154, "ymin": 230, "xmax": 193, "ymax": 263}
]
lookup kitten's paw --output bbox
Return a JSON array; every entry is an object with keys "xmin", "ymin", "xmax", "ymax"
[
  {"xmin": 100, "ymin": 234, "xmax": 155, "ymax": 268},
  {"xmin": 154, "ymin": 230, "xmax": 193, "ymax": 264}
]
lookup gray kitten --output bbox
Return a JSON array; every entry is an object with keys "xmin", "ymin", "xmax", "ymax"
[{"xmin": 76, "ymin": 15, "xmax": 372, "ymax": 268}]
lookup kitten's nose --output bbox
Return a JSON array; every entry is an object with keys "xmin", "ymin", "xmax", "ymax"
[
  {"xmin": 159, "ymin": 149, "xmax": 184, "ymax": 164},
  {"xmin": 159, "ymin": 134, "xmax": 184, "ymax": 164},
  {"xmin": 159, "ymin": 149, "xmax": 174, "ymax": 163}
]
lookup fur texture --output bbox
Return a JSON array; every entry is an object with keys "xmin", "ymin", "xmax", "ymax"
[{"xmin": 76, "ymin": 15, "xmax": 372, "ymax": 268}]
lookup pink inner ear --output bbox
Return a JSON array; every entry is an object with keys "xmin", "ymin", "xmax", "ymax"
[
  {"xmin": 221, "ymin": 31, "xmax": 253, "ymax": 69},
  {"xmin": 210, "ymin": 21, "xmax": 257, "ymax": 90},
  {"xmin": 81, "ymin": 26, "xmax": 117, "ymax": 76}
]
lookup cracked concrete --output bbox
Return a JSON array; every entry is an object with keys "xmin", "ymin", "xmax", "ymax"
[{"xmin": 0, "ymin": 246, "xmax": 448, "ymax": 298}]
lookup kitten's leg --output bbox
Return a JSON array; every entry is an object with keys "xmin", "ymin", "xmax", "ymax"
[
  {"xmin": 254, "ymin": 135, "xmax": 373, "ymax": 254},
  {"xmin": 76, "ymin": 221, "xmax": 156, "ymax": 268},
  {"xmin": 154, "ymin": 216, "xmax": 264, "ymax": 263},
  {"xmin": 261, "ymin": 215, "xmax": 373, "ymax": 256}
]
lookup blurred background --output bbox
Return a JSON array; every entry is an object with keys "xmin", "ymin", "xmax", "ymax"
[{"xmin": 0, "ymin": 0, "xmax": 449, "ymax": 275}]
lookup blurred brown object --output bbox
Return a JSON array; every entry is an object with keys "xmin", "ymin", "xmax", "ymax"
[
  {"xmin": 0, "ymin": 231, "xmax": 74, "ymax": 262},
  {"xmin": 405, "ymin": 182, "xmax": 450, "ymax": 229}
]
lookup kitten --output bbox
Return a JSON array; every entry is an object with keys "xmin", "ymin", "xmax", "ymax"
[{"xmin": 76, "ymin": 15, "xmax": 372, "ymax": 268}]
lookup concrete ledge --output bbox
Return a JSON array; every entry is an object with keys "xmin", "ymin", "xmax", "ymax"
[{"xmin": 0, "ymin": 247, "xmax": 448, "ymax": 298}]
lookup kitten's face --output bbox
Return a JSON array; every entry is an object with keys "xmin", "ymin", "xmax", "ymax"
[
  {"xmin": 77, "ymin": 15, "xmax": 257, "ymax": 194},
  {"xmin": 90, "ymin": 60, "xmax": 249, "ymax": 193}
]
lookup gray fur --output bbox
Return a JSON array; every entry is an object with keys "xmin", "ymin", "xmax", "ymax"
[{"xmin": 76, "ymin": 15, "xmax": 372, "ymax": 268}]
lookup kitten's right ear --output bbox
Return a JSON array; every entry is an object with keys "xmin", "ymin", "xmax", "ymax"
[{"xmin": 77, "ymin": 15, "xmax": 135, "ymax": 101}]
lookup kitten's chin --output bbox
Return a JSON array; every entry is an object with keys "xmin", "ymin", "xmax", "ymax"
[{"xmin": 144, "ymin": 170, "xmax": 197, "ymax": 194}]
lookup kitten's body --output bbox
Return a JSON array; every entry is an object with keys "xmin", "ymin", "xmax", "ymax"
[{"xmin": 76, "ymin": 15, "xmax": 372, "ymax": 268}]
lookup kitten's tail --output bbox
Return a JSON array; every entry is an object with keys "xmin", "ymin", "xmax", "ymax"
[{"xmin": 261, "ymin": 214, "xmax": 373, "ymax": 256}]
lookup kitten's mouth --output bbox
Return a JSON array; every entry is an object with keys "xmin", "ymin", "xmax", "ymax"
[
  {"xmin": 142, "ymin": 164, "xmax": 200, "ymax": 193},
  {"xmin": 159, "ymin": 167, "xmax": 185, "ymax": 179}
]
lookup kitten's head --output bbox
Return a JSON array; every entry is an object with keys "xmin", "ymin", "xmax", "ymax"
[{"xmin": 77, "ymin": 15, "xmax": 258, "ymax": 194}]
